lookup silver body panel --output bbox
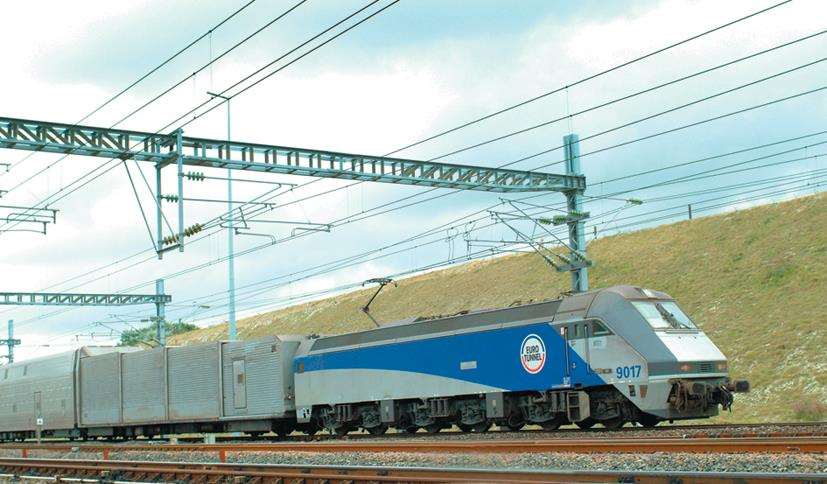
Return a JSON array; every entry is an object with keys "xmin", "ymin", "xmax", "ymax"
[
  {"xmin": 222, "ymin": 337, "xmax": 300, "ymax": 418},
  {"xmin": 74, "ymin": 336, "xmax": 306, "ymax": 430},
  {"xmin": 1, "ymin": 347, "xmax": 123, "ymax": 434},
  {"xmin": 122, "ymin": 348, "xmax": 167, "ymax": 423},
  {"xmin": 168, "ymin": 343, "xmax": 221, "ymax": 421}
]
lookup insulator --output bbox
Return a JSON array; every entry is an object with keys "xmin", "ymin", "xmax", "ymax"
[
  {"xmin": 186, "ymin": 171, "xmax": 205, "ymax": 181},
  {"xmin": 163, "ymin": 234, "xmax": 180, "ymax": 245},
  {"xmin": 183, "ymin": 223, "xmax": 203, "ymax": 237},
  {"xmin": 161, "ymin": 194, "xmax": 179, "ymax": 203}
]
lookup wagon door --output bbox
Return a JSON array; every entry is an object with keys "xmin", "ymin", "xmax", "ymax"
[{"xmin": 232, "ymin": 359, "xmax": 247, "ymax": 409}]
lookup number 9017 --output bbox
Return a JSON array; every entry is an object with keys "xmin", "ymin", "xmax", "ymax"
[{"xmin": 615, "ymin": 365, "xmax": 641, "ymax": 379}]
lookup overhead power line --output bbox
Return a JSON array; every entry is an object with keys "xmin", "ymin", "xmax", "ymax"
[
  {"xmin": 2, "ymin": 0, "xmax": 307, "ymax": 199},
  {"xmin": 0, "ymin": 0, "xmax": 397, "ymax": 235},
  {"xmin": 427, "ymin": 33, "xmax": 826, "ymax": 163},
  {"xmin": 7, "ymin": 0, "xmax": 258, "ymax": 173},
  {"xmin": 383, "ymin": 0, "xmax": 792, "ymax": 157}
]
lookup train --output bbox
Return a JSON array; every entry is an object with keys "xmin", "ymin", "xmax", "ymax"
[{"xmin": 0, "ymin": 285, "xmax": 749, "ymax": 441}]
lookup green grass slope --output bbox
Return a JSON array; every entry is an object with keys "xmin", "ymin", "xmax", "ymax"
[{"xmin": 171, "ymin": 193, "xmax": 827, "ymax": 422}]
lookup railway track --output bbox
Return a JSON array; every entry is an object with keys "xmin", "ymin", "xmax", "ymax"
[
  {"xmin": 1, "ymin": 436, "xmax": 824, "ymax": 459},
  {"xmin": 0, "ymin": 458, "xmax": 822, "ymax": 483}
]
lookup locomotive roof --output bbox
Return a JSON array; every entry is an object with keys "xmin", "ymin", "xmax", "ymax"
[{"xmin": 308, "ymin": 285, "xmax": 674, "ymax": 353}]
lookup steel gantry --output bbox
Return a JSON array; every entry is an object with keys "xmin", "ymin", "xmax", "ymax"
[
  {"xmin": 0, "ymin": 292, "xmax": 169, "ymax": 306},
  {"xmin": 0, "ymin": 280, "xmax": 172, "ymax": 347},
  {"xmin": 0, "ymin": 116, "xmax": 592, "ymax": 292}
]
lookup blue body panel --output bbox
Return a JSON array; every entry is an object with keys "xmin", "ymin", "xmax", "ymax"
[{"xmin": 295, "ymin": 321, "xmax": 606, "ymax": 392}]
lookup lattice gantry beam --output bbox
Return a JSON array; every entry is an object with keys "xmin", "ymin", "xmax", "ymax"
[
  {"xmin": 0, "ymin": 292, "xmax": 170, "ymax": 306},
  {"xmin": 0, "ymin": 117, "xmax": 585, "ymax": 193}
]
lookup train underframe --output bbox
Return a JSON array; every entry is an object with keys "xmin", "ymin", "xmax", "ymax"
[{"xmin": 310, "ymin": 385, "xmax": 673, "ymax": 436}]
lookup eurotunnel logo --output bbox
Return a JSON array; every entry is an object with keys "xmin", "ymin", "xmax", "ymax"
[{"xmin": 520, "ymin": 334, "xmax": 546, "ymax": 374}]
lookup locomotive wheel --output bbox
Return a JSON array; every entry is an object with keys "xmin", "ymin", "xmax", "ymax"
[
  {"xmin": 503, "ymin": 413, "xmax": 525, "ymax": 432},
  {"xmin": 367, "ymin": 424, "xmax": 388, "ymax": 435},
  {"xmin": 637, "ymin": 413, "xmax": 660, "ymax": 428},
  {"xmin": 575, "ymin": 418, "xmax": 595, "ymax": 429},
  {"xmin": 424, "ymin": 423, "xmax": 442, "ymax": 434},
  {"xmin": 457, "ymin": 423, "xmax": 473, "ymax": 433},
  {"xmin": 540, "ymin": 417, "xmax": 564, "ymax": 431},
  {"xmin": 334, "ymin": 426, "xmax": 351, "ymax": 436},
  {"xmin": 601, "ymin": 417, "xmax": 625, "ymax": 430},
  {"xmin": 471, "ymin": 421, "xmax": 492, "ymax": 433}
]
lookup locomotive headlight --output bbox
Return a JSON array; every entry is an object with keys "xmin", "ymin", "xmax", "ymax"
[
  {"xmin": 716, "ymin": 362, "xmax": 728, "ymax": 371},
  {"xmin": 679, "ymin": 363, "xmax": 692, "ymax": 372}
]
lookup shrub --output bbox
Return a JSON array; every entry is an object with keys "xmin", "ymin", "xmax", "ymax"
[{"xmin": 792, "ymin": 398, "xmax": 827, "ymax": 421}]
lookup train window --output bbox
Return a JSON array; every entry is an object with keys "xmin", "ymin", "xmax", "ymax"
[
  {"xmin": 573, "ymin": 324, "xmax": 582, "ymax": 338},
  {"xmin": 632, "ymin": 301, "xmax": 697, "ymax": 330},
  {"xmin": 659, "ymin": 302, "xmax": 697, "ymax": 329},
  {"xmin": 592, "ymin": 322, "xmax": 612, "ymax": 336}
]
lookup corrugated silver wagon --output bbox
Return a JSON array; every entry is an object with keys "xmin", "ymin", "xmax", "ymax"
[
  {"xmin": 77, "ymin": 336, "xmax": 306, "ymax": 438},
  {"xmin": 0, "ymin": 347, "xmax": 125, "ymax": 440}
]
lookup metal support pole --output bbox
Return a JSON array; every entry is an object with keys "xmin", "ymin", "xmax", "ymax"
[
  {"xmin": 6, "ymin": 319, "xmax": 13, "ymax": 364},
  {"xmin": 175, "ymin": 129, "xmax": 184, "ymax": 252},
  {"xmin": 564, "ymin": 134, "xmax": 589, "ymax": 293},
  {"xmin": 688, "ymin": 204, "xmax": 693, "ymax": 220},
  {"xmin": 155, "ymin": 163, "xmax": 163, "ymax": 260},
  {"xmin": 208, "ymin": 91, "xmax": 236, "ymax": 341},
  {"xmin": 227, "ymin": 102, "xmax": 237, "ymax": 340},
  {"xmin": 155, "ymin": 279, "xmax": 166, "ymax": 346}
]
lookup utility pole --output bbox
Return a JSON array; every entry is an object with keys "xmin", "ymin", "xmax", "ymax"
[
  {"xmin": 688, "ymin": 204, "xmax": 693, "ymax": 220},
  {"xmin": 1, "ymin": 319, "xmax": 21, "ymax": 364},
  {"xmin": 563, "ymin": 134, "xmax": 590, "ymax": 293},
  {"xmin": 207, "ymin": 92, "xmax": 237, "ymax": 341},
  {"xmin": 155, "ymin": 279, "xmax": 166, "ymax": 346}
]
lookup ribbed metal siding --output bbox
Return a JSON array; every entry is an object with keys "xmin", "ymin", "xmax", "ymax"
[
  {"xmin": 122, "ymin": 348, "xmax": 167, "ymax": 423},
  {"xmin": 0, "ymin": 351, "xmax": 77, "ymax": 432},
  {"xmin": 221, "ymin": 338, "xmax": 285, "ymax": 418},
  {"xmin": 168, "ymin": 343, "xmax": 220, "ymax": 421},
  {"xmin": 79, "ymin": 352, "xmax": 121, "ymax": 426}
]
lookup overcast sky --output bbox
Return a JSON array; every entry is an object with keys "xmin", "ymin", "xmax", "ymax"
[{"xmin": 1, "ymin": 0, "xmax": 824, "ymax": 362}]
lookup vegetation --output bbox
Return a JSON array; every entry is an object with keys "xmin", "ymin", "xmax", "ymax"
[
  {"xmin": 119, "ymin": 321, "xmax": 198, "ymax": 347},
  {"xmin": 170, "ymin": 193, "xmax": 827, "ymax": 423},
  {"xmin": 792, "ymin": 398, "xmax": 827, "ymax": 422}
]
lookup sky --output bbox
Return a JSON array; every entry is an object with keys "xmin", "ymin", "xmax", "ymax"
[{"xmin": 0, "ymin": 0, "xmax": 824, "ymax": 362}]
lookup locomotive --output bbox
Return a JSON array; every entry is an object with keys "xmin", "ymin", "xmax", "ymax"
[{"xmin": 0, "ymin": 285, "xmax": 748, "ymax": 440}]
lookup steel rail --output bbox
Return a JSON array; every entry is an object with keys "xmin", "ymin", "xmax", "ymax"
[
  {"xmin": 2, "ymin": 436, "xmax": 824, "ymax": 456},
  {"xmin": 0, "ymin": 458, "xmax": 821, "ymax": 483}
]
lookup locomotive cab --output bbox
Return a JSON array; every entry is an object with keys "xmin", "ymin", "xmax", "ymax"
[{"xmin": 584, "ymin": 286, "xmax": 749, "ymax": 424}]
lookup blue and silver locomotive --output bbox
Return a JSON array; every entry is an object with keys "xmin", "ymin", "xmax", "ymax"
[{"xmin": 293, "ymin": 285, "xmax": 749, "ymax": 434}]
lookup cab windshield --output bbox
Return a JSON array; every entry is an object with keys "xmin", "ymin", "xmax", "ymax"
[{"xmin": 632, "ymin": 301, "xmax": 697, "ymax": 330}]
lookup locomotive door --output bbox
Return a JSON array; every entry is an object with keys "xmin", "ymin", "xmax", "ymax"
[{"xmin": 565, "ymin": 323, "xmax": 590, "ymax": 385}]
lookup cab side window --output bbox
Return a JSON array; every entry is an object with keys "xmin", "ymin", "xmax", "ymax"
[{"xmin": 592, "ymin": 321, "xmax": 612, "ymax": 336}]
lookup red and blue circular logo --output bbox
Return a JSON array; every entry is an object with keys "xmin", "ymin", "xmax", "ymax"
[{"xmin": 520, "ymin": 334, "xmax": 546, "ymax": 374}]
